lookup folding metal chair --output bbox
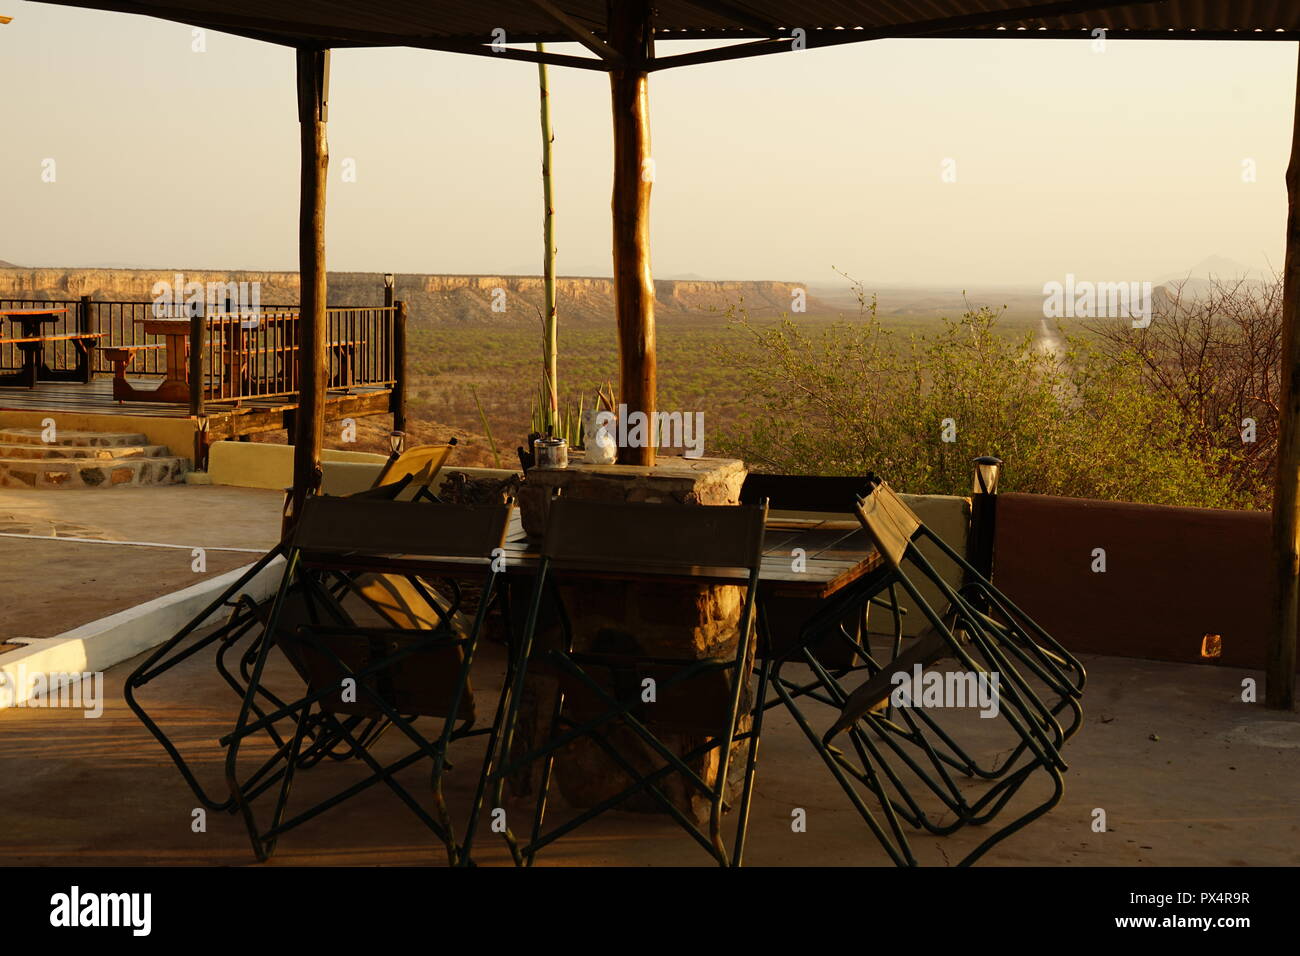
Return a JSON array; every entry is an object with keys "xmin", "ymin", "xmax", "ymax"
[
  {"xmin": 769, "ymin": 475, "xmax": 1085, "ymax": 866},
  {"xmin": 222, "ymin": 495, "xmax": 512, "ymax": 864},
  {"xmin": 125, "ymin": 544, "xmax": 294, "ymax": 812},
  {"xmin": 369, "ymin": 440, "xmax": 456, "ymax": 501},
  {"xmin": 741, "ymin": 473, "xmax": 907, "ymax": 709},
  {"xmin": 487, "ymin": 496, "xmax": 769, "ymax": 867},
  {"xmin": 128, "ymin": 441, "xmax": 462, "ymax": 815}
]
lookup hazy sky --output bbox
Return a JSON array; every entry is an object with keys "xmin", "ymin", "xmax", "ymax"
[{"xmin": 2, "ymin": 1, "xmax": 1297, "ymax": 288}]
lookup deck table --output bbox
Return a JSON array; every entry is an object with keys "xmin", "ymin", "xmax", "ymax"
[
  {"xmin": 286, "ymin": 505, "xmax": 885, "ymax": 824},
  {"xmin": 299, "ymin": 509, "xmax": 882, "ymax": 599},
  {"xmin": 0, "ymin": 309, "xmax": 103, "ymax": 387},
  {"xmin": 106, "ymin": 318, "xmax": 205, "ymax": 403},
  {"xmin": 303, "ymin": 506, "xmax": 881, "ymax": 817}
]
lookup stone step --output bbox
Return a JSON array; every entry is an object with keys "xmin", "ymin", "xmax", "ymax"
[
  {"xmin": 0, "ymin": 427, "xmax": 152, "ymax": 448},
  {"xmin": 0, "ymin": 442, "xmax": 171, "ymax": 461},
  {"xmin": 0, "ymin": 455, "xmax": 190, "ymax": 489}
]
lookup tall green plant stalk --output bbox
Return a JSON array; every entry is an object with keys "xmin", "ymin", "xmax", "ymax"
[
  {"xmin": 470, "ymin": 384, "xmax": 503, "ymax": 469},
  {"xmin": 538, "ymin": 42, "xmax": 558, "ymax": 434}
]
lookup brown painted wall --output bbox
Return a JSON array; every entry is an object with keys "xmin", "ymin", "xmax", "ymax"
[{"xmin": 993, "ymin": 493, "xmax": 1287, "ymax": 671}]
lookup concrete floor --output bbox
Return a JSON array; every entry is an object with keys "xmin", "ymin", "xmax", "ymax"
[
  {"xmin": 0, "ymin": 486, "xmax": 284, "ymax": 638},
  {"xmin": 1, "ymin": 629, "xmax": 1297, "ymax": 867}
]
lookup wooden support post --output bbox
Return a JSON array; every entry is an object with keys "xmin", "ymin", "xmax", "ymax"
[
  {"xmin": 1269, "ymin": 47, "xmax": 1300, "ymax": 711},
  {"xmin": 77, "ymin": 294, "xmax": 91, "ymax": 334},
  {"xmin": 288, "ymin": 46, "xmax": 330, "ymax": 532},
  {"xmin": 392, "ymin": 299, "xmax": 408, "ymax": 434},
  {"xmin": 609, "ymin": 0, "xmax": 656, "ymax": 466},
  {"xmin": 188, "ymin": 307, "xmax": 204, "ymax": 417}
]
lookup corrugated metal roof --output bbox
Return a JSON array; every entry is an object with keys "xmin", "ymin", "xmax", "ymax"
[{"xmin": 30, "ymin": 1, "xmax": 1300, "ymax": 63}]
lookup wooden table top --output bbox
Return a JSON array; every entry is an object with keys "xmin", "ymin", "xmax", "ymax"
[
  {"xmin": 137, "ymin": 319, "xmax": 194, "ymax": 334},
  {"xmin": 304, "ymin": 509, "xmax": 881, "ymax": 599}
]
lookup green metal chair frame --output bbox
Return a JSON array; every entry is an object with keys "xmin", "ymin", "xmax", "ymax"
[
  {"xmin": 486, "ymin": 496, "xmax": 770, "ymax": 867},
  {"xmin": 222, "ymin": 495, "xmax": 512, "ymax": 865},
  {"xmin": 125, "ymin": 543, "xmax": 298, "ymax": 812},
  {"xmin": 769, "ymin": 476, "xmax": 1085, "ymax": 866},
  {"xmin": 127, "ymin": 445, "xmax": 463, "ymax": 814}
]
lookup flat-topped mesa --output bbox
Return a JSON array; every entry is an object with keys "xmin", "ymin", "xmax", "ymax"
[{"xmin": 0, "ymin": 268, "xmax": 824, "ymax": 322}]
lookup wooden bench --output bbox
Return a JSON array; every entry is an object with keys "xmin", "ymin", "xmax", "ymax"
[
  {"xmin": 98, "ymin": 343, "xmax": 170, "ymax": 402},
  {"xmin": 222, "ymin": 340, "xmax": 362, "ymax": 391},
  {"xmin": 101, "ymin": 343, "xmax": 167, "ymax": 370},
  {"xmin": 0, "ymin": 332, "xmax": 106, "ymax": 388},
  {"xmin": 99, "ymin": 337, "xmax": 360, "ymax": 402}
]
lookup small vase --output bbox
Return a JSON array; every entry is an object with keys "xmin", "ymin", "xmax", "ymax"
[{"xmin": 582, "ymin": 409, "xmax": 618, "ymax": 465}]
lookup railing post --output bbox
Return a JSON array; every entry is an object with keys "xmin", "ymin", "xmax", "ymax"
[
  {"xmin": 392, "ymin": 299, "xmax": 407, "ymax": 433},
  {"xmin": 188, "ymin": 304, "xmax": 204, "ymax": 417},
  {"xmin": 77, "ymin": 293, "xmax": 93, "ymax": 375}
]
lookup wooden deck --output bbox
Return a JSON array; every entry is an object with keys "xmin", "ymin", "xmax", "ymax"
[{"xmin": 0, "ymin": 375, "xmax": 394, "ymax": 452}]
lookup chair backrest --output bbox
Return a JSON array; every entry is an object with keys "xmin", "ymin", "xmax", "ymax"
[
  {"xmin": 293, "ymin": 495, "xmax": 511, "ymax": 561},
  {"xmin": 371, "ymin": 442, "xmax": 455, "ymax": 492},
  {"xmin": 853, "ymin": 480, "xmax": 923, "ymax": 570},
  {"xmin": 740, "ymin": 473, "xmax": 869, "ymax": 513},
  {"xmin": 541, "ymin": 497, "xmax": 768, "ymax": 577}
]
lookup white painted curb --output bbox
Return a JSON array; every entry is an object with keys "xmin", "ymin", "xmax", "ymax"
[{"xmin": 0, "ymin": 555, "xmax": 285, "ymax": 709}]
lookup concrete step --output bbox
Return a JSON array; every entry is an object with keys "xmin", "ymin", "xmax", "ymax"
[
  {"xmin": 0, "ymin": 455, "xmax": 190, "ymax": 489},
  {"xmin": 0, "ymin": 442, "xmax": 171, "ymax": 461},
  {"xmin": 0, "ymin": 427, "xmax": 152, "ymax": 448}
]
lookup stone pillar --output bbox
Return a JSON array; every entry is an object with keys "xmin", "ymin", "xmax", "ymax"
[{"xmin": 511, "ymin": 456, "xmax": 751, "ymax": 823}]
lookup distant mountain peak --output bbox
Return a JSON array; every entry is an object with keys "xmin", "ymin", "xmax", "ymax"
[{"xmin": 1157, "ymin": 255, "xmax": 1265, "ymax": 283}]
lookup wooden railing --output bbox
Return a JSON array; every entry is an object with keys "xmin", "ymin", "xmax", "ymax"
[
  {"xmin": 194, "ymin": 306, "xmax": 400, "ymax": 403},
  {"xmin": 0, "ymin": 298, "xmax": 404, "ymax": 413}
]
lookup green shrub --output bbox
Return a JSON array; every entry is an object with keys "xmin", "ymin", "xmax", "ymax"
[{"xmin": 718, "ymin": 298, "xmax": 1238, "ymax": 509}]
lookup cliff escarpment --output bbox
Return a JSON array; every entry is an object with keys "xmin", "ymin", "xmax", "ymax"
[{"xmin": 0, "ymin": 268, "xmax": 826, "ymax": 324}]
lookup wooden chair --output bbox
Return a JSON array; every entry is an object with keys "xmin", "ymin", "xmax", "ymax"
[
  {"xmin": 223, "ymin": 495, "xmax": 513, "ymax": 865},
  {"xmin": 487, "ymin": 496, "xmax": 769, "ymax": 867}
]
